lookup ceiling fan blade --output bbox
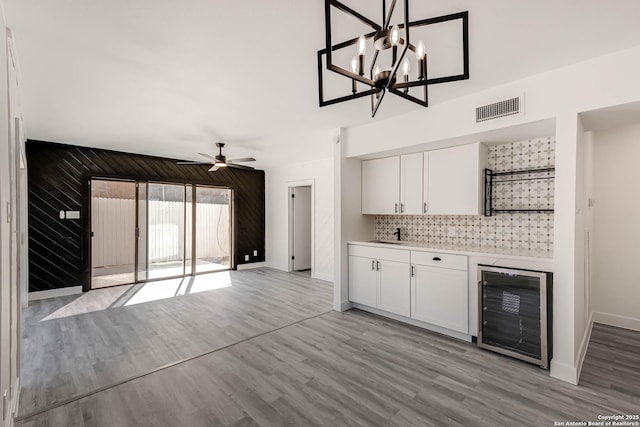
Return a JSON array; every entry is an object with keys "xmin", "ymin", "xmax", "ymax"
[
  {"xmin": 228, "ymin": 157, "xmax": 256, "ymax": 163},
  {"xmin": 198, "ymin": 152, "xmax": 216, "ymax": 161},
  {"xmin": 208, "ymin": 165, "xmax": 220, "ymax": 172},
  {"xmin": 176, "ymin": 161, "xmax": 213, "ymax": 165},
  {"xmin": 227, "ymin": 163, "xmax": 255, "ymax": 170}
]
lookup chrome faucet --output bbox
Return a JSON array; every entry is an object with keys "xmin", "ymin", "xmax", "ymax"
[{"xmin": 392, "ymin": 228, "xmax": 401, "ymax": 241}]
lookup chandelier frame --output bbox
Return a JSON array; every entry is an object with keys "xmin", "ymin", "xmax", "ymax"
[{"xmin": 318, "ymin": 0, "xmax": 469, "ymax": 117}]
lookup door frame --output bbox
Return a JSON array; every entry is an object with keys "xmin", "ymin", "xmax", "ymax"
[
  {"xmin": 83, "ymin": 178, "xmax": 235, "ymax": 292},
  {"xmin": 287, "ymin": 179, "xmax": 314, "ymax": 273}
]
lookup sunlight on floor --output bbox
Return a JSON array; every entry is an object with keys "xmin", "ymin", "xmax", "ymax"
[{"xmin": 41, "ymin": 271, "xmax": 233, "ymax": 321}]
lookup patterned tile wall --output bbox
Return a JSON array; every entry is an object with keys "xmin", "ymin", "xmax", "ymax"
[{"xmin": 374, "ymin": 137, "xmax": 556, "ymax": 254}]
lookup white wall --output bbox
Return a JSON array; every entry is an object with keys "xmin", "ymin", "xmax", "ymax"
[
  {"xmin": 591, "ymin": 122, "xmax": 640, "ymax": 331},
  {"xmin": 338, "ymin": 44, "xmax": 640, "ymax": 384},
  {"xmin": 265, "ymin": 157, "xmax": 334, "ymax": 282},
  {"xmin": 1, "ymin": 12, "xmax": 25, "ymax": 426}
]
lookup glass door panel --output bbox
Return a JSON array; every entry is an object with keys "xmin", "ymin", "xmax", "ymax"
[
  {"xmin": 147, "ymin": 183, "xmax": 186, "ymax": 279},
  {"xmin": 195, "ymin": 187, "xmax": 231, "ymax": 272},
  {"xmin": 137, "ymin": 182, "xmax": 148, "ymax": 282},
  {"xmin": 91, "ymin": 179, "xmax": 137, "ymax": 288}
]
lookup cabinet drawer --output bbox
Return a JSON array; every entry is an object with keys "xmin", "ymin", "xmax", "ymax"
[
  {"xmin": 411, "ymin": 251, "xmax": 467, "ymax": 271},
  {"xmin": 348, "ymin": 245, "xmax": 410, "ymax": 263}
]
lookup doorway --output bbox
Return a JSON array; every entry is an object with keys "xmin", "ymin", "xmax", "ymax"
[
  {"xmin": 289, "ymin": 185, "xmax": 312, "ymax": 273},
  {"xmin": 90, "ymin": 179, "xmax": 232, "ymax": 289}
]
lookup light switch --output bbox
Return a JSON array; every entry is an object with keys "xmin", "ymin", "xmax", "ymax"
[{"xmin": 66, "ymin": 211, "xmax": 80, "ymax": 219}]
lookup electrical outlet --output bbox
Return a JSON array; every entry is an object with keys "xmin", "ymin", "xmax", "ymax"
[
  {"xmin": 244, "ymin": 255, "xmax": 249, "ymax": 261},
  {"xmin": 253, "ymin": 250, "xmax": 258, "ymax": 257},
  {"xmin": 448, "ymin": 226, "xmax": 456, "ymax": 237}
]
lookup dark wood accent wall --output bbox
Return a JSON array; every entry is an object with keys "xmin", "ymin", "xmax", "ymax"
[{"xmin": 27, "ymin": 140, "xmax": 265, "ymax": 292}]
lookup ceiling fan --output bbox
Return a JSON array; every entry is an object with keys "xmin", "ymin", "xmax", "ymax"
[{"xmin": 176, "ymin": 142, "xmax": 256, "ymax": 171}]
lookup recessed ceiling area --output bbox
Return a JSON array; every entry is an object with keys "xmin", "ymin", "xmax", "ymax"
[
  {"xmin": 580, "ymin": 101, "xmax": 640, "ymax": 132},
  {"xmin": 5, "ymin": 0, "xmax": 640, "ymax": 166}
]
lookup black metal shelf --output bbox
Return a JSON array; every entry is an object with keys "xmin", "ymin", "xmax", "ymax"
[{"xmin": 484, "ymin": 167, "xmax": 555, "ymax": 216}]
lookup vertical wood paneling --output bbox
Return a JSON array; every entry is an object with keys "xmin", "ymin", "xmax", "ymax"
[{"xmin": 27, "ymin": 140, "xmax": 265, "ymax": 292}]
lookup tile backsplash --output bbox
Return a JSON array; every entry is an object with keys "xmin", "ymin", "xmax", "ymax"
[{"xmin": 374, "ymin": 136, "xmax": 556, "ymax": 255}]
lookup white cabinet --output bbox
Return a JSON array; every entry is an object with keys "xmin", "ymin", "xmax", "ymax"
[
  {"xmin": 411, "ymin": 251, "xmax": 468, "ymax": 334},
  {"xmin": 378, "ymin": 259, "xmax": 410, "ymax": 317},
  {"xmin": 400, "ymin": 153, "xmax": 423, "ymax": 215},
  {"xmin": 348, "ymin": 245, "xmax": 410, "ymax": 317},
  {"xmin": 364, "ymin": 143, "xmax": 485, "ymax": 215},
  {"xmin": 362, "ymin": 157, "xmax": 400, "ymax": 214},
  {"xmin": 425, "ymin": 143, "xmax": 486, "ymax": 215},
  {"xmin": 348, "ymin": 255, "xmax": 377, "ymax": 307},
  {"xmin": 348, "ymin": 244, "xmax": 470, "ymax": 337},
  {"xmin": 362, "ymin": 153, "xmax": 423, "ymax": 215}
]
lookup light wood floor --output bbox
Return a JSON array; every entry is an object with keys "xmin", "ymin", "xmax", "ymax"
[{"xmin": 17, "ymin": 268, "xmax": 640, "ymax": 426}]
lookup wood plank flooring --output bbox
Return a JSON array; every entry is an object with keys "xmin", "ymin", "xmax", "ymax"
[
  {"xmin": 18, "ymin": 268, "xmax": 640, "ymax": 426},
  {"xmin": 19, "ymin": 268, "xmax": 333, "ymax": 417}
]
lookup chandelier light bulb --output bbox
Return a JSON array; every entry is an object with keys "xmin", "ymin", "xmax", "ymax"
[
  {"xmin": 416, "ymin": 40, "xmax": 426, "ymax": 60},
  {"xmin": 350, "ymin": 56, "xmax": 358, "ymax": 74},
  {"xmin": 390, "ymin": 25, "xmax": 400, "ymax": 46},
  {"xmin": 402, "ymin": 58, "xmax": 410, "ymax": 76},
  {"xmin": 374, "ymin": 65, "xmax": 381, "ymax": 78},
  {"xmin": 357, "ymin": 35, "xmax": 367, "ymax": 55}
]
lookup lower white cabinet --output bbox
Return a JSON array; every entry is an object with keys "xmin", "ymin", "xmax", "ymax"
[
  {"xmin": 411, "ymin": 264, "xmax": 468, "ymax": 333},
  {"xmin": 378, "ymin": 259, "xmax": 411, "ymax": 317},
  {"xmin": 348, "ymin": 245, "xmax": 411, "ymax": 317},
  {"xmin": 348, "ymin": 244, "xmax": 469, "ymax": 337},
  {"xmin": 348, "ymin": 256, "xmax": 378, "ymax": 308}
]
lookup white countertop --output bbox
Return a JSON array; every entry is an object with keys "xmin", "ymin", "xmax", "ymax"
[{"xmin": 348, "ymin": 240, "xmax": 553, "ymax": 261}]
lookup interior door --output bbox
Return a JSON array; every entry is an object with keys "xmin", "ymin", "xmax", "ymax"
[
  {"xmin": 292, "ymin": 186, "xmax": 312, "ymax": 271},
  {"xmin": 91, "ymin": 179, "xmax": 137, "ymax": 288}
]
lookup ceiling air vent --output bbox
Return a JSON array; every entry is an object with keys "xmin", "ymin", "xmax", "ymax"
[{"xmin": 475, "ymin": 96, "xmax": 522, "ymax": 123}]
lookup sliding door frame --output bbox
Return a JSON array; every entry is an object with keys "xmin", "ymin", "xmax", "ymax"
[{"xmin": 83, "ymin": 176, "xmax": 234, "ymax": 292}]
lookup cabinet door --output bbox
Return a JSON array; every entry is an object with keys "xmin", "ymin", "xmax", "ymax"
[
  {"xmin": 362, "ymin": 157, "xmax": 400, "ymax": 214},
  {"xmin": 411, "ymin": 265, "xmax": 468, "ymax": 333},
  {"xmin": 400, "ymin": 153, "xmax": 423, "ymax": 215},
  {"xmin": 378, "ymin": 260, "xmax": 411, "ymax": 317},
  {"xmin": 427, "ymin": 143, "xmax": 483, "ymax": 215},
  {"xmin": 348, "ymin": 256, "xmax": 377, "ymax": 307}
]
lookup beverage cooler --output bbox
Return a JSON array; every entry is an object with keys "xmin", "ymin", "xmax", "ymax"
[{"xmin": 477, "ymin": 265, "xmax": 553, "ymax": 369}]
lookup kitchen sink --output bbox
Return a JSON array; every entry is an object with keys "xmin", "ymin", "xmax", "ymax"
[{"xmin": 369, "ymin": 240, "xmax": 405, "ymax": 245}]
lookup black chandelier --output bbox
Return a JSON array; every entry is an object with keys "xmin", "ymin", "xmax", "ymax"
[{"xmin": 318, "ymin": 0, "xmax": 469, "ymax": 117}]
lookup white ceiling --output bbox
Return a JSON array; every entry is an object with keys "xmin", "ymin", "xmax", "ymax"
[{"xmin": 5, "ymin": 0, "xmax": 640, "ymax": 167}]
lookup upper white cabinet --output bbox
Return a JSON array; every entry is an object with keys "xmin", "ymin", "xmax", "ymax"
[
  {"xmin": 363, "ymin": 143, "xmax": 486, "ymax": 216},
  {"xmin": 400, "ymin": 153, "xmax": 423, "ymax": 215},
  {"xmin": 362, "ymin": 156, "xmax": 400, "ymax": 215},
  {"xmin": 425, "ymin": 143, "xmax": 487, "ymax": 215}
]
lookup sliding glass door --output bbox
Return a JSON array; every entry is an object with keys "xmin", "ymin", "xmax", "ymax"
[
  {"xmin": 91, "ymin": 180, "xmax": 232, "ymax": 289},
  {"xmin": 195, "ymin": 186, "xmax": 231, "ymax": 273},
  {"xmin": 91, "ymin": 180, "xmax": 137, "ymax": 288}
]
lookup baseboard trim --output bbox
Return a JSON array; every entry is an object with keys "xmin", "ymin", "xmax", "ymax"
[
  {"xmin": 575, "ymin": 311, "xmax": 595, "ymax": 383},
  {"xmin": 593, "ymin": 311, "xmax": 640, "ymax": 332},
  {"xmin": 334, "ymin": 300, "xmax": 352, "ymax": 312},
  {"xmin": 312, "ymin": 272, "xmax": 333, "ymax": 283},
  {"xmin": 28, "ymin": 286, "xmax": 82, "ymax": 301},
  {"xmin": 237, "ymin": 262, "xmax": 267, "ymax": 271},
  {"xmin": 550, "ymin": 360, "xmax": 578, "ymax": 385},
  {"xmin": 5, "ymin": 377, "xmax": 19, "ymax": 427},
  {"xmin": 352, "ymin": 303, "xmax": 472, "ymax": 343}
]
